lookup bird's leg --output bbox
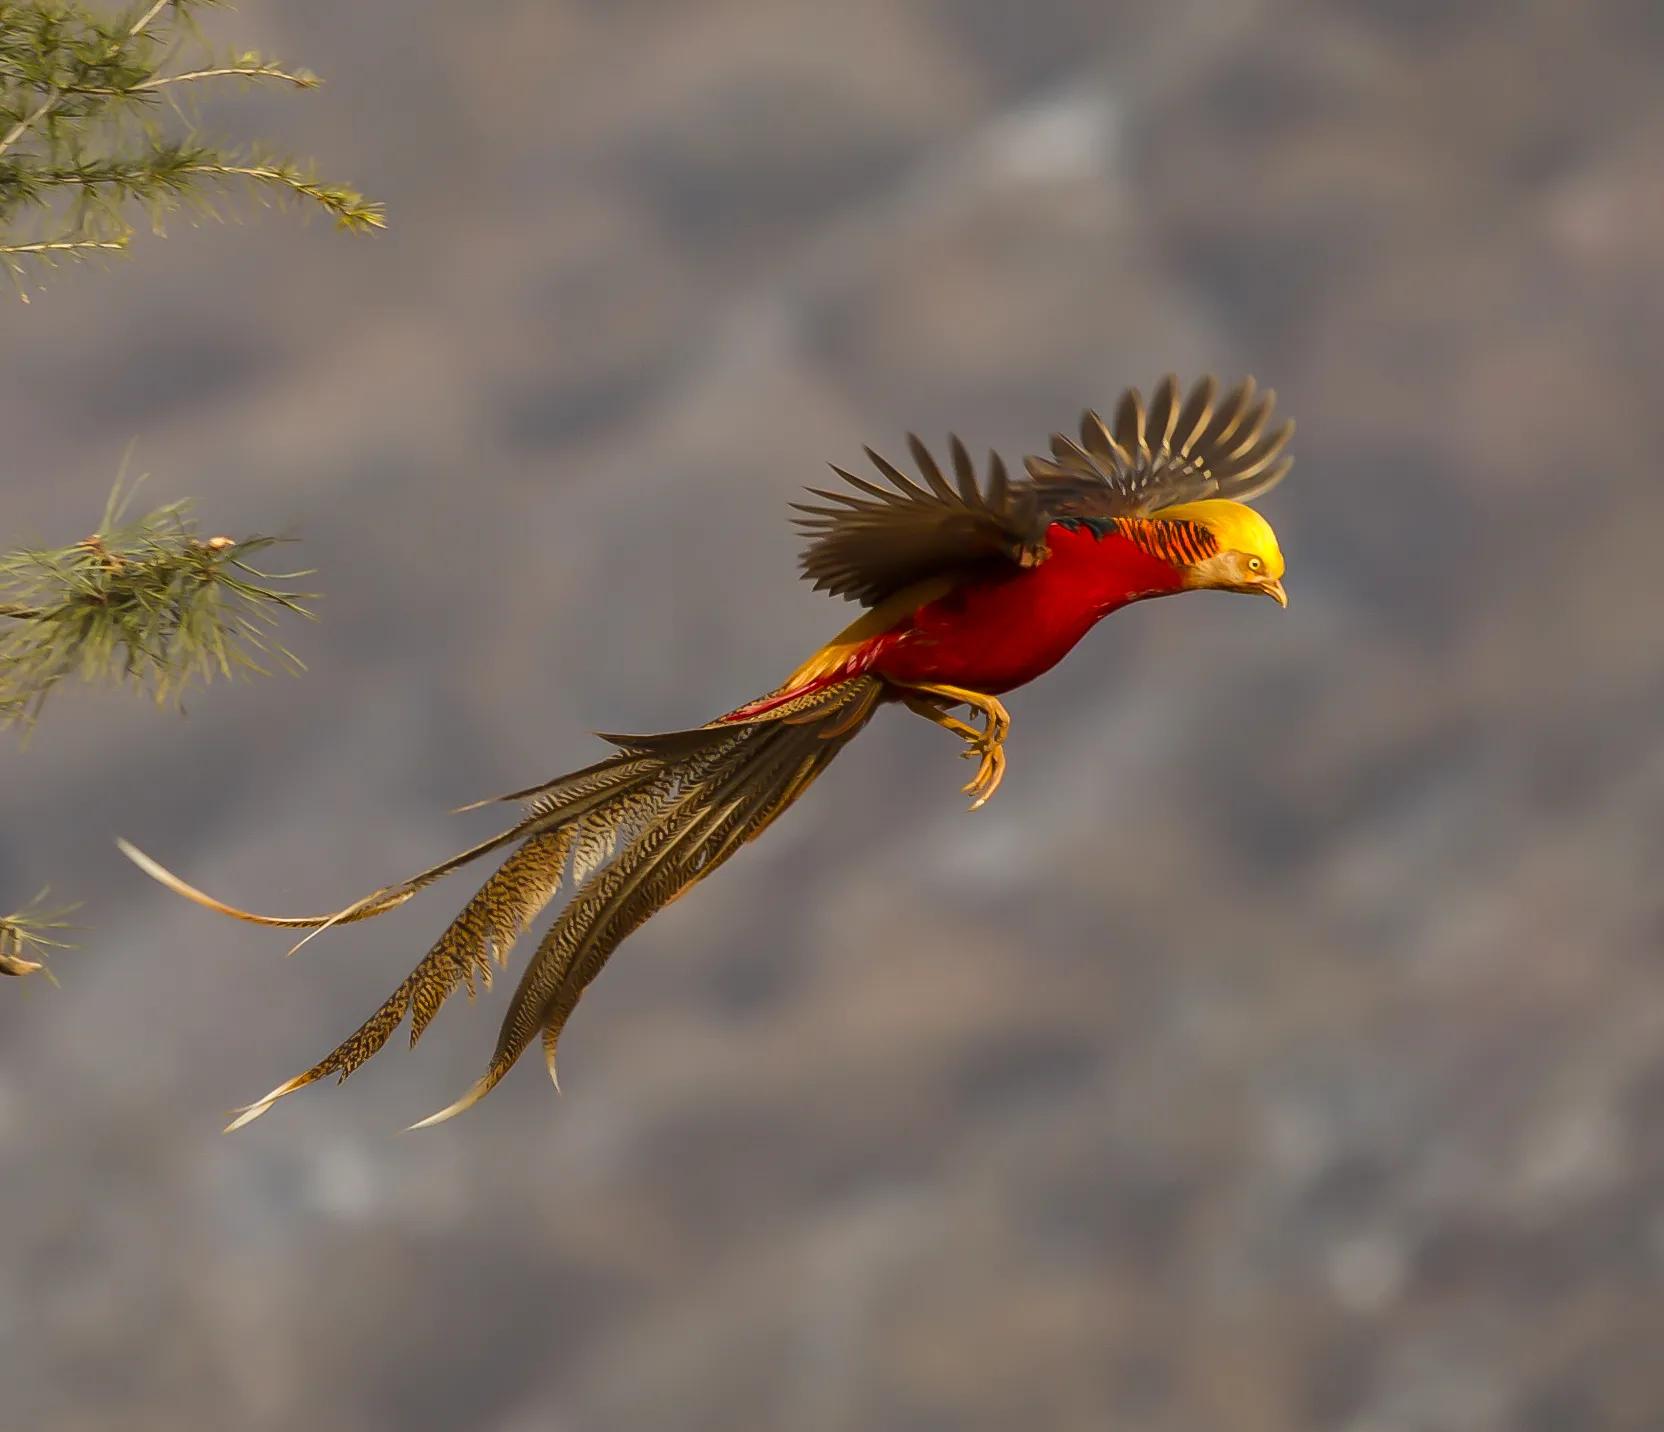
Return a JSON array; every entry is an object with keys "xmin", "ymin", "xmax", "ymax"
[
  {"xmin": 900, "ymin": 694, "xmax": 981, "ymax": 743},
  {"xmin": 897, "ymin": 683, "xmax": 1011, "ymax": 809}
]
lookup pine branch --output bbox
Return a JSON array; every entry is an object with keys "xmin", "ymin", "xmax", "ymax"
[
  {"xmin": 0, "ymin": 233, "xmax": 125, "ymax": 256},
  {"xmin": 0, "ymin": 88, "xmax": 58, "ymax": 159},
  {"xmin": 0, "ymin": 477, "xmax": 316, "ymax": 731},
  {"xmin": 173, "ymin": 157, "xmax": 382, "ymax": 231},
  {"xmin": 127, "ymin": 61, "xmax": 318, "ymax": 93},
  {"xmin": 0, "ymin": 0, "xmax": 181, "ymax": 160},
  {"xmin": 0, "ymin": 0, "xmax": 384, "ymax": 294},
  {"xmin": 0, "ymin": 890, "xmax": 76, "ymax": 979},
  {"xmin": 2, "ymin": 3, "xmax": 364, "ymax": 963}
]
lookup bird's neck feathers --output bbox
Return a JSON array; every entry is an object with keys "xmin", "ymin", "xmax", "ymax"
[
  {"xmin": 1152, "ymin": 499, "xmax": 1284, "ymax": 576},
  {"xmin": 1042, "ymin": 518, "xmax": 1194, "ymax": 605}
]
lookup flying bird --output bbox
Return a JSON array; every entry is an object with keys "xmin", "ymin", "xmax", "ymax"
[{"xmin": 121, "ymin": 374, "xmax": 1294, "ymax": 1129}]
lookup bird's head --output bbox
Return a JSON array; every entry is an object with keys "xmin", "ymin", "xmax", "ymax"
[{"xmin": 1157, "ymin": 498, "xmax": 1287, "ymax": 607}]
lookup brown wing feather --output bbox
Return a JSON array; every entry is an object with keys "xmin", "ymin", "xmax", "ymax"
[
  {"xmin": 793, "ymin": 438, "xmax": 1047, "ymax": 607},
  {"xmin": 1022, "ymin": 374, "xmax": 1294, "ymax": 519}
]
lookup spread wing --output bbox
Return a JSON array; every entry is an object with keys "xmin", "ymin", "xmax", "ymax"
[
  {"xmin": 1024, "ymin": 375, "xmax": 1294, "ymax": 520},
  {"xmin": 793, "ymin": 377, "xmax": 1291, "ymax": 606},
  {"xmin": 793, "ymin": 435, "xmax": 1049, "ymax": 607}
]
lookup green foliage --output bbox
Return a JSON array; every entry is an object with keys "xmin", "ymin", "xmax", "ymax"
[
  {"xmin": 0, "ymin": 0, "xmax": 383, "ymax": 294},
  {"xmin": 2, "ymin": 2, "xmax": 369, "ymax": 971},
  {"xmin": 0, "ymin": 474, "xmax": 314, "ymax": 729},
  {"xmin": 0, "ymin": 889, "xmax": 75, "ymax": 978}
]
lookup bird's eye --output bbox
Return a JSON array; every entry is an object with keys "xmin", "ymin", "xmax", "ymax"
[{"xmin": 1247, "ymin": 556, "xmax": 1264, "ymax": 573}]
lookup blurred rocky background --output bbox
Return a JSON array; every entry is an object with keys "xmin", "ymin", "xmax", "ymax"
[{"xmin": 4, "ymin": 1, "xmax": 1663, "ymax": 1428}]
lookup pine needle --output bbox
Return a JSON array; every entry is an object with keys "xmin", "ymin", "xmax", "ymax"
[
  {"xmin": 0, "ymin": 474, "xmax": 316, "ymax": 730},
  {"xmin": 0, "ymin": 889, "xmax": 76, "ymax": 980},
  {"xmin": 0, "ymin": 0, "xmax": 384, "ymax": 296}
]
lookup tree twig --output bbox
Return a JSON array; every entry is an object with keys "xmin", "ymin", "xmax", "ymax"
[{"xmin": 0, "ymin": 892, "xmax": 76, "ymax": 980}]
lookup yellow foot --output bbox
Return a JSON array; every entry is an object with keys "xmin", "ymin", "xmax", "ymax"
[
  {"xmin": 960, "ymin": 735, "xmax": 1006, "ymax": 809},
  {"xmin": 899, "ymin": 685, "xmax": 1012, "ymax": 810}
]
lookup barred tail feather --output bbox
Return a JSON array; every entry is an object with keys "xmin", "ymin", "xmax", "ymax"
[
  {"xmin": 409, "ymin": 678, "xmax": 879, "ymax": 1128},
  {"xmin": 534, "ymin": 728, "xmax": 845, "ymax": 1063},
  {"xmin": 115, "ymin": 750, "xmax": 672, "ymax": 946},
  {"xmin": 168, "ymin": 674, "xmax": 884, "ymax": 1130},
  {"xmin": 223, "ymin": 826, "xmax": 576, "ymax": 1131},
  {"xmin": 409, "ymin": 740, "xmax": 805, "ymax": 1127},
  {"xmin": 406, "ymin": 792, "xmax": 747, "ymax": 1129}
]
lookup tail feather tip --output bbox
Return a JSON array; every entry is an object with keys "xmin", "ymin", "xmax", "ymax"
[
  {"xmin": 406, "ymin": 1077, "xmax": 494, "ymax": 1131},
  {"xmin": 223, "ymin": 1100, "xmax": 278, "ymax": 1134},
  {"xmin": 222, "ymin": 1074, "xmax": 313, "ymax": 1132}
]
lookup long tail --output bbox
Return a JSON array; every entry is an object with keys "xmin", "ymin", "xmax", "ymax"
[{"xmin": 119, "ymin": 676, "xmax": 883, "ymax": 1130}]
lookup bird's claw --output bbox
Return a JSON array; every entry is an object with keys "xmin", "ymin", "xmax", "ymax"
[
  {"xmin": 959, "ymin": 727, "xmax": 1007, "ymax": 810},
  {"xmin": 899, "ymin": 685, "xmax": 1011, "ymax": 810},
  {"xmin": 962, "ymin": 744, "xmax": 1006, "ymax": 809}
]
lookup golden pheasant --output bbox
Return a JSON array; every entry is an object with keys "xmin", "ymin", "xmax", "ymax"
[{"xmin": 121, "ymin": 374, "xmax": 1294, "ymax": 1129}]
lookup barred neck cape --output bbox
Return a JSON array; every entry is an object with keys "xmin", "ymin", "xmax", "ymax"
[{"xmin": 120, "ymin": 373, "xmax": 1294, "ymax": 1129}]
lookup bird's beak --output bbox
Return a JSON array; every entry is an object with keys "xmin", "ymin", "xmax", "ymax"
[{"xmin": 1263, "ymin": 579, "xmax": 1288, "ymax": 608}]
